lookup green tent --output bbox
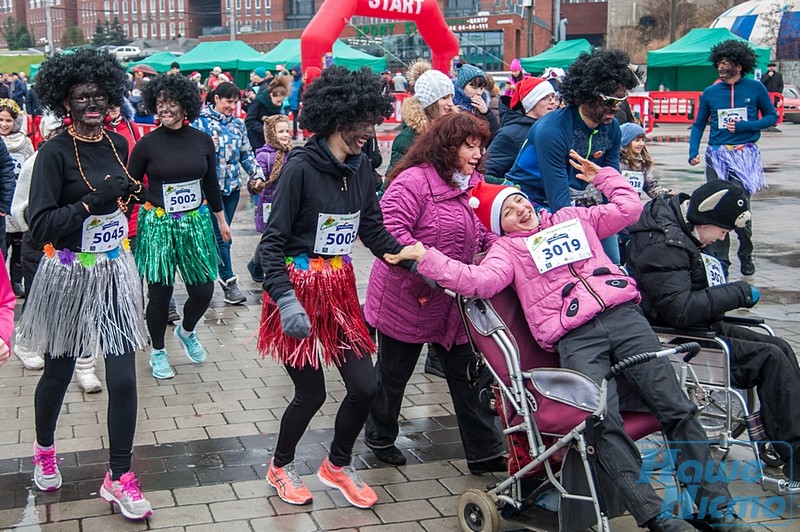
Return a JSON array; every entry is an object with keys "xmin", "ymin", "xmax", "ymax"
[
  {"xmin": 260, "ymin": 38, "xmax": 386, "ymax": 73},
  {"xmin": 177, "ymin": 40, "xmax": 266, "ymax": 87},
  {"xmin": 127, "ymin": 51, "xmax": 181, "ymax": 74},
  {"xmin": 519, "ymin": 39, "xmax": 593, "ymax": 75},
  {"xmin": 259, "ymin": 39, "xmax": 301, "ymax": 71},
  {"xmin": 646, "ymin": 28, "xmax": 771, "ymax": 91}
]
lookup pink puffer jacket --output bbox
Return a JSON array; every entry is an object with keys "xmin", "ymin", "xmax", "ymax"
[
  {"xmin": 364, "ymin": 163, "xmax": 496, "ymax": 349},
  {"xmin": 417, "ymin": 167, "xmax": 643, "ymax": 351}
]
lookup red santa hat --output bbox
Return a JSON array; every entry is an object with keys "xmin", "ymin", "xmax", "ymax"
[
  {"xmin": 510, "ymin": 77, "xmax": 554, "ymax": 113},
  {"xmin": 468, "ymin": 181, "xmax": 525, "ymax": 235}
]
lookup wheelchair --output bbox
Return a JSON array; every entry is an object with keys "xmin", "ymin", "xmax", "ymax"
[{"xmin": 653, "ymin": 314, "xmax": 791, "ymax": 494}]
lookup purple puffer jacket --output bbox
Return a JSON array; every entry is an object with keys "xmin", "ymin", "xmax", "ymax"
[
  {"xmin": 364, "ymin": 163, "xmax": 497, "ymax": 349},
  {"xmin": 250, "ymin": 143, "xmax": 279, "ymax": 232},
  {"xmin": 417, "ymin": 168, "xmax": 643, "ymax": 352}
]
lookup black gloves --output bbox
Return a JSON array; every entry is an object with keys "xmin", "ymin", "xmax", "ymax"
[{"xmin": 82, "ymin": 174, "xmax": 129, "ymax": 213}]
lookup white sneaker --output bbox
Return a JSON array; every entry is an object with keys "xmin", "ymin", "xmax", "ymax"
[
  {"xmin": 32, "ymin": 442, "xmax": 62, "ymax": 492},
  {"xmin": 75, "ymin": 356, "xmax": 102, "ymax": 393},
  {"xmin": 14, "ymin": 343, "xmax": 44, "ymax": 370}
]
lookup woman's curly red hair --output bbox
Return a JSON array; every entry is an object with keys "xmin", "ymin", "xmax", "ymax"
[{"xmin": 386, "ymin": 112, "xmax": 490, "ymax": 187}]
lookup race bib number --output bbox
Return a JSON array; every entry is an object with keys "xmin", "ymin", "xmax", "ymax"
[
  {"xmin": 10, "ymin": 153, "xmax": 24, "ymax": 177},
  {"xmin": 163, "ymin": 179, "xmax": 202, "ymax": 213},
  {"xmin": 718, "ymin": 107, "xmax": 748, "ymax": 129},
  {"xmin": 622, "ymin": 170, "xmax": 644, "ymax": 192},
  {"xmin": 81, "ymin": 210, "xmax": 128, "ymax": 253},
  {"xmin": 701, "ymin": 253, "xmax": 727, "ymax": 287},
  {"xmin": 314, "ymin": 212, "xmax": 360, "ymax": 255},
  {"xmin": 525, "ymin": 219, "xmax": 593, "ymax": 274},
  {"xmin": 262, "ymin": 201, "xmax": 272, "ymax": 222}
]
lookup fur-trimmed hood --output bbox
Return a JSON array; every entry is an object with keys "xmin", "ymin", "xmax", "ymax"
[{"xmin": 399, "ymin": 96, "xmax": 430, "ymax": 135}]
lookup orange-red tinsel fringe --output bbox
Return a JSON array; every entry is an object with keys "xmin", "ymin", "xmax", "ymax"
[{"xmin": 257, "ymin": 262, "xmax": 376, "ymax": 369}]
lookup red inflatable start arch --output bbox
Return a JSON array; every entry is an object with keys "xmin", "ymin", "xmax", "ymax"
[{"xmin": 300, "ymin": 0, "xmax": 460, "ymax": 74}]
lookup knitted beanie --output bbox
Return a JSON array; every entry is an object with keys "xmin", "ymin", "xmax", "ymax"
[
  {"xmin": 510, "ymin": 58, "xmax": 522, "ymax": 72},
  {"xmin": 510, "ymin": 77, "xmax": 554, "ymax": 113},
  {"xmin": 687, "ymin": 180, "xmax": 751, "ymax": 230},
  {"xmin": 455, "ymin": 64, "xmax": 485, "ymax": 90},
  {"xmin": 253, "ymin": 67, "xmax": 267, "ymax": 78},
  {"xmin": 620, "ymin": 122, "xmax": 646, "ymax": 148},
  {"xmin": 414, "ymin": 69, "xmax": 455, "ymax": 109},
  {"xmin": 468, "ymin": 181, "xmax": 525, "ymax": 235}
]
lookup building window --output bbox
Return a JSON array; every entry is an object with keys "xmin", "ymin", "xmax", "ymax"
[
  {"xmin": 132, "ymin": 23, "xmax": 137, "ymax": 37},
  {"xmin": 122, "ymin": 0, "xmax": 127, "ymax": 13},
  {"xmin": 132, "ymin": 1, "xmax": 136, "ymax": 13},
  {"xmin": 141, "ymin": 22, "xmax": 147, "ymax": 37},
  {"xmin": 179, "ymin": 21, "xmax": 185, "ymax": 34}
]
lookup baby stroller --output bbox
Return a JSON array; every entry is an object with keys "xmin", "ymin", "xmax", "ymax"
[{"xmin": 455, "ymin": 285, "xmax": 699, "ymax": 532}]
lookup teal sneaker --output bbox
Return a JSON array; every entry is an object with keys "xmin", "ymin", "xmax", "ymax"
[
  {"xmin": 174, "ymin": 324, "xmax": 207, "ymax": 363},
  {"xmin": 149, "ymin": 349, "xmax": 175, "ymax": 380}
]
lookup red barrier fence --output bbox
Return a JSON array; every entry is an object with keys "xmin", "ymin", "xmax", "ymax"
[{"xmin": 628, "ymin": 95, "xmax": 654, "ymax": 133}]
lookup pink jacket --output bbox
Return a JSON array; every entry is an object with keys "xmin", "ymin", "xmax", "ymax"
[
  {"xmin": 0, "ymin": 264, "xmax": 14, "ymax": 350},
  {"xmin": 417, "ymin": 168, "xmax": 643, "ymax": 351},
  {"xmin": 364, "ymin": 163, "xmax": 497, "ymax": 348}
]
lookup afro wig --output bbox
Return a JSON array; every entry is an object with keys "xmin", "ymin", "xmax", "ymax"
[
  {"xmin": 709, "ymin": 40, "xmax": 757, "ymax": 75},
  {"xmin": 298, "ymin": 66, "xmax": 394, "ymax": 136},
  {"xmin": 559, "ymin": 49, "xmax": 639, "ymax": 106},
  {"xmin": 35, "ymin": 49, "xmax": 126, "ymax": 118},
  {"xmin": 142, "ymin": 74, "xmax": 203, "ymax": 122}
]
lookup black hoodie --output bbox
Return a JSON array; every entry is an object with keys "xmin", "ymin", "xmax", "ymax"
[
  {"xmin": 259, "ymin": 135, "xmax": 405, "ymax": 302},
  {"xmin": 625, "ymin": 193, "xmax": 754, "ymax": 329},
  {"xmin": 245, "ymin": 91, "xmax": 284, "ymax": 150}
]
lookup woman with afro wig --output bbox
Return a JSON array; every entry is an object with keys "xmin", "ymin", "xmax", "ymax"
[
  {"xmin": 127, "ymin": 74, "xmax": 231, "ymax": 381},
  {"xmin": 257, "ymin": 66, "xmax": 412, "ymax": 509},
  {"xmin": 16, "ymin": 48, "xmax": 153, "ymax": 520}
]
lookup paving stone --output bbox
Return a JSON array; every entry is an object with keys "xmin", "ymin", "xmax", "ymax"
[
  {"xmin": 173, "ymin": 483, "xmax": 237, "ymax": 506},
  {"xmin": 384, "ymin": 479, "xmax": 451, "ymax": 501},
  {"xmin": 175, "ymin": 413, "xmax": 228, "ymax": 429},
  {"xmin": 147, "ymin": 504, "xmax": 213, "ymax": 528},
  {"xmin": 361, "ymin": 523, "xmax": 426, "ymax": 532},
  {"xmin": 310, "ymin": 506, "xmax": 381, "ymax": 529},
  {"xmin": 15, "ymin": 521, "xmax": 82, "ymax": 531},
  {"xmin": 209, "ymin": 498, "xmax": 276, "ymax": 520},
  {"xmin": 156, "ymin": 428, "xmax": 210, "ymax": 444},
  {"xmin": 372, "ymin": 499, "xmax": 440, "ymax": 523},
  {"xmin": 420, "ymin": 516, "xmax": 463, "ymax": 532},
  {"xmin": 401, "ymin": 462, "xmax": 464, "ymax": 481},
  {"xmin": 231, "ymin": 479, "xmax": 268, "ymax": 500},
  {"xmin": 185, "ymin": 522, "xmax": 253, "ymax": 532},
  {"xmin": 80, "ymin": 514, "xmax": 150, "ymax": 532},
  {"xmin": 428, "ymin": 494, "xmax": 460, "ymax": 518},
  {"xmin": 250, "ymin": 513, "xmax": 318, "ymax": 532},
  {"xmin": 206, "ymin": 423, "xmax": 258, "ymax": 439}
]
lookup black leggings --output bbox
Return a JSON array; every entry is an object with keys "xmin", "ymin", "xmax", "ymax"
[
  {"xmin": 273, "ymin": 350, "xmax": 377, "ymax": 468},
  {"xmin": 35, "ymin": 352, "xmax": 137, "ymax": 479},
  {"xmin": 147, "ymin": 281, "xmax": 213, "ymax": 350}
]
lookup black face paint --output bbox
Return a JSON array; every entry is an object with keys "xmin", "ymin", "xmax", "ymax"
[
  {"xmin": 340, "ymin": 121, "xmax": 375, "ymax": 155},
  {"xmin": 68, "ymin": 82, "xmax": 109, "ymax": 129}
]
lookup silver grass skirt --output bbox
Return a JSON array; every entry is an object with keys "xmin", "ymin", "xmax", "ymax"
[{"xmin": 16, "ymin": 248, "xmax": 147, "ymax": 358}]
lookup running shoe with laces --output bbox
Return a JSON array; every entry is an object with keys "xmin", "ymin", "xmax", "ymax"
[
  {"xmin": 317, "ymin": 457, "xmax": 377, "ymax": 509},
  {"xmin": 174, "ymin": 324, "xmax": 207, "ymax": 363},
  {"xmin": 32, "ymin": 442, "xmax": 62, "ymax": 492},
  {"xmin": 267, "ymin": 458, "xmax": 313, "ymax": 505},
  {"xmin": 149, "ymin": 349, "xmax": 175, "ymax": 379},
  {"xmin": 99, "ymin": 471, "xmax": 153, "ymax": 520}
]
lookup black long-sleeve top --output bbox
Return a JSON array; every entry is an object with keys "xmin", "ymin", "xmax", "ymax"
[
  {"xmin": 127, "ymin": 125, "xmax": 224, "ymax": 213},
  {"xmin": 0, "ymin": 137, "xmax": 16, "ymax": 213},
  {"xmin": 259, "ymin": 135, "xmax": 406, "ymax": 302},
  {"xmin": 28, "ymin": 130, "xmax": 130, "ymax": 251}
]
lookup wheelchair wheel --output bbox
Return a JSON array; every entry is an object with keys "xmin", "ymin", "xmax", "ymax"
[
  {"xmin": 758, "ymin": 442, "xmax": 786, "ymax": 468},
  {"xmin": 459, "ymin": 489, "xmax": 500, "ymax": 532},
  {"xmin": 693, "ymin": 387, "xmax": 755, "ymax": 440}
]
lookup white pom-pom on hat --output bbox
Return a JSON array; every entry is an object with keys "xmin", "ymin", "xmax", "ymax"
[{"xmin": 469, "ymin": 197, "xmax": 480, "ymax": 208}]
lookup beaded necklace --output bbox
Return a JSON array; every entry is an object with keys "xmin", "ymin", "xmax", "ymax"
[{"xmin": 69, "ymin": 125, "xmax": 143, "ymax": 213}]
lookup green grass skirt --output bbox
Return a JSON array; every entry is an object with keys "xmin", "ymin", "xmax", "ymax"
[{"xmin": 135, "ymin": 204, "xmax": 218, "ymax": 286}]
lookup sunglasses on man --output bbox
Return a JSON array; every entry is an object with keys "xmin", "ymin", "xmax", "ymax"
[{"xmin": 598, "ymin": 92, "xmax": 628, "ymax": 108}]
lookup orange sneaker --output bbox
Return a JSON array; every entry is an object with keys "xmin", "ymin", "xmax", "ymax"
[
  {"xmin": 266, "ymin": 459, "xmax": 312, "ymax": 505},
  {"xmin": 317, "ymin": 457, "xmax": 378, "ymax": 509}
]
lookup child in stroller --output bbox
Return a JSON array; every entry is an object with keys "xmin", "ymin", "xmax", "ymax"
[{"xmin": 385, "ymin": 151, "xmax": 753, "ymax": 532}]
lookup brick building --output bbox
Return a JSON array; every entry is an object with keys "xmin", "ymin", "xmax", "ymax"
[{"xmin": 14, "ymin": 1, "xmax": 609, "ymax": 72}]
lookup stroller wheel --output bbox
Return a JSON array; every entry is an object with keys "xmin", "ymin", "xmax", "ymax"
[{"xmin": 458, "ymin": 489, "xmax": 500, "ymax": 532}]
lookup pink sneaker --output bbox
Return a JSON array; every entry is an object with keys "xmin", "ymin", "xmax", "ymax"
[
  {"xmin": 99, "ymin": 471, "xmax": 153, "ymax": 520},
  {"xmin": 32, "ymin": 442, "xmax": 62, "ymax": 492}
]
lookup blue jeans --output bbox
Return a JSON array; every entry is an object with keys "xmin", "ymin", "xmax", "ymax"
[{"xmin": 210, "ymin": 189, "xmax": 240, "ymax": 281}]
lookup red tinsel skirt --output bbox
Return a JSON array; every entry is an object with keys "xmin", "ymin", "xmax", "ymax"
[{"xmin": 257, "ymin": 260, "xmax": 376, "ymax": 369}]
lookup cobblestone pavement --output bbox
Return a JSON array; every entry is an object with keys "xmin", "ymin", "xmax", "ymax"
[{"xmin": 0, "ymin": 123, "xmax": 798, "ymax": 530}]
